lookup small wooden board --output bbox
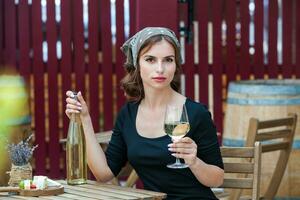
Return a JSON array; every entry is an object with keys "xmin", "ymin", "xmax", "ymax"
[
  {"xmin": 20, "ymin": 186, "xmax": 64, "ymax": 196},
  {"xmin": 0, "ymin": 186, "xmax": 64, "ymax": 197}
]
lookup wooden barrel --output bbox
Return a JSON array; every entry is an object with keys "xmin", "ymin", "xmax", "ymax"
[
  {"xmin": 0, "ymin": 75, "xmax": 31, "ymax": 186},
  {"xmin": 223, "ymin": 79, "xmax": 300, "ymax": 198}
]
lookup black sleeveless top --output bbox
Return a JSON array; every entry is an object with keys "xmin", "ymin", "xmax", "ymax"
[{"xmin": 105, "ymin": 99, "xmax": 223, "ymax": 200}]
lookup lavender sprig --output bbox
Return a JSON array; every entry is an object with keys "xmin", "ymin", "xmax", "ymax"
[{"xmin": 6, "ymin": 134, "xmax": 38, "ymax": 166}]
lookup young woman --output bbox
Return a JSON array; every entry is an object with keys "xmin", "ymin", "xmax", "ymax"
[{"xmin": 65, "ymin": 27, "xmax": 224, "ymax": 199}]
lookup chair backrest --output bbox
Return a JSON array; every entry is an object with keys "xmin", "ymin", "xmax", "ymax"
[
  {"xmin": 245, "ymin": 113, "xmax": 297, "ymax": 199},
  {"xmin": 219, "ymin": 142, "xmax": 262, "ymax": 200}
]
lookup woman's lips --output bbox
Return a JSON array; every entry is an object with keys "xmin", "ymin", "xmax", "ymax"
[{"xmin": 152, "ymin": 77, "xmax": 166, "ymax": 82}]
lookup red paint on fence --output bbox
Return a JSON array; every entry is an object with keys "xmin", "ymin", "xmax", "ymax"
[
  {"xmin": 211, "ymin": 0, "xmax": 223, "ymax": 133},
  {"xmin": 196, "ymin": 0, "xmax": 209, "ymax": 105},
  {"xmin": 136, "ymin": 0, "xmax": 177, "ymax": 31},
  {"xmin": 297, "ymin": 0, "xmax": 300, "ymax": 78},
  {"xmin": 254, "ymin": 0, "xmax": 264, "ymax": 79},
  {"xmin": 115, "ymin": 0, "xmax": 126, "ymax": 111},
  {"xmin": 88, "ymin": 0, "xmax": 100, "ymax": 132},
  {"xmin": 179, "ymin": 1, "xmax": 194, "ymax": 100},
  {"xmin": 73, "ymin": 0, "xmax": 85, "ymax": 93},
  {"xmin": 100, "ymin": 0, "xmax": 113, "ymax": 130},
  {"xmin": 129, "ymin": 0, "xmax": 136, "ymax": 36},
  {"xmin": 60, "ymin": 0, "xmax": 73, "ymax": 178},
  {"xmin": 282, "ymin": 0, "xmax": 293, "ymax": 78},
  {"xmin": 226, "ymin": 0, "xmax": 238, "ymax": 84},
  {"xmin": 46, "ymin": 0, "xmax": 60, "ymax": 178},
  {"xmin": 18, "ymin": 1, "xmax": 31, "ymax": 83},
  {"xmin": 4, "ymin": 0, "xmax": 17, "ymax": 70},
  {"xmin": 32, "ymin": 0, "xmax": 46, "ymax": 175},
  {"xmin": 240, "ymin": 0, "xmax": 251, "ymax": 79},
  {"xmin": 268, "ymin": 1, "xmax": 278, "ymax": 78}
]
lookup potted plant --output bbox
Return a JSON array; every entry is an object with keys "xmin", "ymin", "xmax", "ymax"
[{"xmin": 6, "ymin": 134, "xmax": 38, "ymax": 186}]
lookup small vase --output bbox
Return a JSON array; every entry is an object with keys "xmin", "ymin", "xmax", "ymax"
[{"xmin": 7, "ymin": 163, "xmax": 32, "ymax": 186}]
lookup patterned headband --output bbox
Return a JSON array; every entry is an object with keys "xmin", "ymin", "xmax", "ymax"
[{"xmin": 121, "ymin": 27, "xmax": 182, "ymax": 68}]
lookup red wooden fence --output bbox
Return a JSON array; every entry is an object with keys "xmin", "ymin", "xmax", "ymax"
[{"xmin": 0, "ymin": 0, "xmax": 299, "ymax": 181}]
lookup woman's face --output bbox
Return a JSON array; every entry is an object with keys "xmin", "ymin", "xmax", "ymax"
[{"xmin": 138, "ymin": 39, "xmax": 176, "ymax": 92}]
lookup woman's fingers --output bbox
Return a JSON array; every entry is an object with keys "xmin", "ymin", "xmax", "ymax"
[
  {"xmin": 66, "ymin": 90, "xmax": 75, "ymax": 97},
  {"xmin": 169, "ymin": 137, "xmax": 197, "ymax": 149},
  {"xmin": 168, "ymin": 137, "xmax": 197, "ymax": 165},
  {"xmin": 65, "ymin": 90, "xmax": 84, "ymax": 117},
  {"xmin": 77, "ymin": 91, "xmax": 86, "ymax": 104},
  {"xmin": 168, "ymin": 147, "xmax": 195, "ymax": 154},
  {"xmin": 66, "ymin": 103, "xmax": 82, "ymax": 110}
]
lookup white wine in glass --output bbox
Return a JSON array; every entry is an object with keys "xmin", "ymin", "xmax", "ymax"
[{"xmin": 164, "ymin": 104, "xmax": 190, "ymax": 168}]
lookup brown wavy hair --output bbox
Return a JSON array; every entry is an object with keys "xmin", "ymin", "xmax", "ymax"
[{"xmin": 121, "ymin": 35, "xmax": 182, "ymax": 102}]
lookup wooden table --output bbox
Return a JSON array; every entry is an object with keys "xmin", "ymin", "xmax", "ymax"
[{"xmin": 0, "ymin": 180, "xmax": 166, "ymax": 199}]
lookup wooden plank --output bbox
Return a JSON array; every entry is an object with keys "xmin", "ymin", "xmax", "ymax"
[
  {"xmin": 100, "ymin": 0, "xmax": 113, "ymax": 130},
  {"xmin": 184, "ymin": 43, "xmax": 195, "ymax": 99},
  {"xmin": 78, "ymin": 184, "xmax": 149, "ymax": 199},
  {"xmin": 4, "ymin": 0, "xmax": 17, "ymax": 69},
  {"xmin": 18, "ymin": 0, "xmax": 31, "ymax": 83},
  {"xmin": 296, "ymin": 0, "xmax": 300, "ymax": 78},
  {"xmin": 282, "ymin": 0, "xmax": 293, "ymax": 78},
  {"xmin": 63, "ymin": 185, "xmax": 126, "ymax": 200},
  {"xmin": 60, "ymin": 0, "xmax": 72, "ymax": 136},
  {"xmin": 253, "ymin": 141, "xmax": 261, "ymax": 200},
  {"xmin": 136, "ymin": 0, "xmax": 177, "ymax": 30},
  {"xmin": 0, "ymin": 0, "xmax": 3, "ymax": 65},
  {"xmin": 225, "ymin": 0, "xmax": 238, "ymax": 84},
  {"xmin": 222, "ymin": 178, "xmax": 253, "ymax": 189},
  {"xmin": 262, "ymin": 141, "xmax": 289, "ymax": 152},
  {"xmin": 88, "ymin": 0, "xmax": 100, "ymax": 132},
  {"xmin": 60, "ymin": 0, "xmax": 73, "ymax": 178},
  {"xmin": 85, "ymin": 180, "xmax": 166, "ymax": 199},
  {"xmin": 73, "ymin": 0, "xmax": 85, "ymax": 93},
  {"xmin": 46, "ymin": 0, "xmax": 60, "ymax": 178},
  {"xmin": 239, "ymin": 0, "xmax": 250, "ymax": 79},
  {"xmin": 196, "ymin": 0, "xmax": 209, "ymax": 105},
  {"xmin": 42, "ymin": 193, "xmax": 106, "ymax": 200},
  {"xmin": 1, "ymin": 196, "xmax": 39, "ymax": 200},
  {"xmin": 115, "ymin": 0, "xmax": 126, "ymax": 111},
  {"xmin": 57, "ymin": 180, "xmax": 163, "ymax": 200},
  {"xmin": 253, "ymin": 0, "xmax": 264, "ymax": 78},
  {"xmin": 257, "ymin": 117, "xmax": 294, "ymax": 129},
  {"xmin": 268, "ymin": 0, "xmax": 278, "ymax": 78},
  {"xmin": 221, "ymin": 147, "xmax": 254, "ymax": 158},
  {"xmin": 129, "ymin": 0, "xmax": 136, "ymax": 36},
  {"xmin": 256, "ymin": 129, "xmax": 292, "ymax": 141},
  {"xmin": 211, "ymin": 0, "xmax": 223, "ymax": 133},
  {"xmin": 32, "ymin": 0, "xmax": 46, "ymax": 175},
  {"xmin": 224, "ymin": 163, "xmax": 254, "ymax": 173}
]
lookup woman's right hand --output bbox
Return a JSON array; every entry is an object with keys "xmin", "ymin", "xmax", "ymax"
[{"xmin": 65, "ymin": 91, "xmax": 89, "ymax": 119}]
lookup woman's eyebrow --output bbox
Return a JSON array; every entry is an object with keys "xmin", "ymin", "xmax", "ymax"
[
  {"xmin": 165, "ymin": 55, "xmax": 175, "ymax": 58},
  {"xmin": 143, "ymin": 55, "xmax": 175, "ymax": 57}
]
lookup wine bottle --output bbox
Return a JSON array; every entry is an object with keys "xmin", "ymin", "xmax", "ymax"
[{"xmin": 66, "ymin": 92, "xmax": 87, "ymax": 185}]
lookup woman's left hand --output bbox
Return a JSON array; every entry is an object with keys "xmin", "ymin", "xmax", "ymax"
[{"xmin": 168, "ymin": 137, "xmax": 198, "ymax": 166}]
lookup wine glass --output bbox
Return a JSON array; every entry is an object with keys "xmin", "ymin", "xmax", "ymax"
[{"xmin": 164, "ymin": 104, "xmax": 190, "ymax": 169}]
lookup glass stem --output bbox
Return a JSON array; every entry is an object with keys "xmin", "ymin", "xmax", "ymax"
[{"xmin": 175, "ymin": 158, "xmax": 181, "ymax": 164}]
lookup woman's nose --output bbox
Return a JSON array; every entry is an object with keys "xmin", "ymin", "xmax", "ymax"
[{"xmin": 156, "ymin": 62, "xmax": 164, "ymax": 73}]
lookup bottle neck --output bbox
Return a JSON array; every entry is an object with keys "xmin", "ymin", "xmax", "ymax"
[
  {"xmin": 70, "ymin": 112, "xmax": 81, "ymax": 124},
  {"xmin": 70, "ymin": 113, "xmax": 76, "ymax": 121}
]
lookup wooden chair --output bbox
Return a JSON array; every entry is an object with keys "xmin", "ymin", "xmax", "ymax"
[
  {"xmin": 243, "ymin": 113, "xmax": 297, "ymax": 199},
  {"xmin": 217, "ymin": 142, "xmax": 262, "ymax": 200}
]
